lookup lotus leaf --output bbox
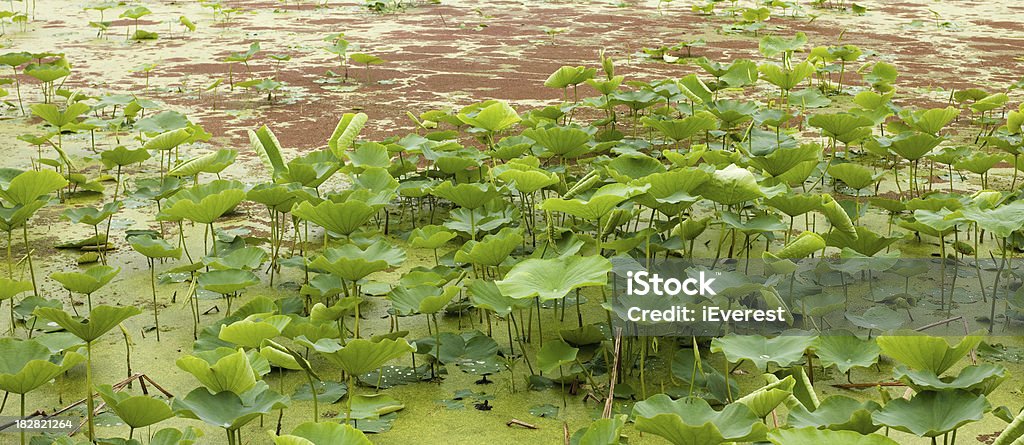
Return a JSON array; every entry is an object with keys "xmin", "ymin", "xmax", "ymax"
[
  {"xmin": 496, "ymin": 255, "xmax": 611, "ymax": 301},
  {"xmin": 877, "ymin": 334, "xmax": 982, "ymax": 375},
  {"xmin": 787, "ymin": 395, "xmax": 882, "ymax": 434},
  {"xmin": 768, "ymin": 427, "xmax": 896, "ymax": 445},
  {"xmin": 632, "ymin": 394, "xmax": 767, "ymax": 445},
  {"xmin": 710, "ymin": 334, "xmax": 814, "ymax": 371},
  {"xmin": 871, "ymin": 390, "xmax": 989, "ymax": 437}
]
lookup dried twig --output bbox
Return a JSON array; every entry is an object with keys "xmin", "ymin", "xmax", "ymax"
[
  {"xmin": 507, "ymin": 419, "xmax": 538, "ymax": 429},
  {"xmin": 602, "ymin": 327, "xmax": 623, "ymax": 419}
]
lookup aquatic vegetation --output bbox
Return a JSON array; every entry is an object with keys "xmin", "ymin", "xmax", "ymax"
[{"xmin": 6, "ymin": 2, "xmax": 1024, "ymax": 444}]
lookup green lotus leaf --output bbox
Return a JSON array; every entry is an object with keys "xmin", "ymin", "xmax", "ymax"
[
  {"xmin": 632, "ymin": 394, "xmax": 768, "ymax": 445},
  {"xmin": 522, "ymin": 125, "xmax": 592, "ymax": 158},
  {"xmin": 956, "ymin": 201, "xmax": 1024, "ymax": 238},
  {"xmin": 274, "ymin": 422, "xmax": 372, "ymax": 445},
  {"xmin": 537, "ymin": 338, "xmax": 579, "ymax": 373},
  {"xmin": 496, "ymin": 255, "xmax": 612, "ymax": 301},
  {"xmin": 455, "ymin": 227, "xmax": 522, "ymax": 266},
  {"xmin": 710, "ymin": 334, "xmax": 814, "ymax": 371},
  {"xmin": 954, "ymin": 152, "xmax": 1006, "ymax": 174},
  {"xmin": 0, "ymin": 200, "xmax": 46, "ymax": 233},
  {"xmin": 970, "ymin": 93, "xmax": 1008, "ymax": 113},
  {"xmin": 634, "ymin": 168, "xmax": 708, "ymax": 216},
  {"xmin": 735, "ymin": 376, "xmax": 794, "ymax": 418},
  {"xmin": 787, "ymin": 395, "xmax": 882, "ymax": 435},
  {"xmin": 721, "ymin": 211, "xmax": 785, "ymax": 234},
  {"xmin": 0, "ymin": 338, "xmax": 84, "ymax": 394},
  {"xmin": 901, "ymin": 106, "xmax": 959, "ymax": 135},
  {"xmin": 758, "ymin": 61, "xmax": 815, "ymax": 91},
  {"xmin": 584, "ymin": 75, "xmax": 624, "ymax": 96},
  {"xmin": 877, "ymin": 334, "xmax": 982, "ymax": 375},
  {"xmin": 0, "ymin": 277, "xmax": 33, "ymax": 300},
  {"xmin": 812, "ymin": 334, "xmax": 880, "ymax": 374},
  {"xmin": 808, "ymin": 113, "xmax": 874, "ymax": 146},
  {"xmin": 758, "ymin": 32, "xmax": 807, "ymax": 58},
  {"xmin": 1008, "ymin": 108, "xmax": 1024, "ymax": 135},
  {"xmin": 819, "ymin": 195, "xmax": 857, "ymax": 236},
  {"xmin": 468, "ymin": 280, "xmax": 530, "ymax": 317},
  {"xmin": 176, "ymin": 348, "xmax": 258, "ymax": 394},
  {"xmin": 886, "ymin": 131, "xmax": 943, "ymax": 161},
  {"xmin": 497, "ymin": 168, "xmax": 559, "ymax": 194},
  {"xmin": 293, "ymin": 199, "xmax": 376, "ymax": 237},
  {"xmin": 30, "ymin": 102, "xmax": 89, "ymax": 128},
  {"xmin": 198, "ymin": 269, "xmax": 260, "ymax": 295},
  {"xmin": 246, "ymin": 183, "xmax": 306, "ymax": 213},
  {"xmin": 33, "ymin": 305, "xmax": 141, "ymax": 342},
  {"xmin": 62, "ymin": 202, "xmax": 122, "ymax": 227},
  {"xmin": 120, "ymin": 5, "xmax": 151, "ymax": 19},
  {"xmin": 994, "ymin": 407, "xmax": 1024, "ymax": 445},
  {"xmin": 132, "ymin": 177, "xmax": 183, "ymax": 203},
  {"xmin": 408, "ymin": 225, "xmax": 457, "ymax": 250},
  {"xmin": 320, "ymin": 338, "xmax": 414, "ymax": 375},
  {"xmin": 388, "ymin": 285, "xmax": 459, "ymax": 316},
  {"xmin": 431, "ymin": 181, "xmax": 500, "ymax": 210},
  {"xmin": 871, "ymin": 390, "xmax": 989, "ymax": 437},
  {"xmin": 250, "ymin": 126, "xmax": 340, "ymax": 187},
  {"xmin": 675, "ymin": 217, "xmax": 710, "ymax": 241},
  {"xmin": 748, "ymin": 143, "xmax": 821, "ymax": 177},
  {"xmin": 768, "ymin": 427, "xmax": 896, "ymax": 445},
  {"xmin": 676, "ymin": 73, "xmax": 713, "ymax": 104},
  {"xmin": 641, "ymin": 112, "xmax": 719, "ymax": 142},
  {"xmin": 345, "ymin": 142, "xmax": 391, "ymax": 169},
  {"xmin": 774, "ymin": 231, "xmax": 825, "ymax": 259},
  {"xmin": 143, "ymin": 128, "xmax": 192, "ymax": 151},
  {"xmin": 101, "ymin": 146, "xmax": 151, "ymax": 168},
  {"xmin": 763, "ymin": 193, "xmax": 821, "ymax": 218},
  {"xmin": 259, "ymin": 345, "xmax": 302, "ymax": 370},
  {"xmin": 51, "ymin": 265, "xmax": 120, "ymax": 295},
  {"xmin": 0, "ymin": 51, "xmax": 31, "ymax": 68},
  {"xmin": 766, "ymin": 160, "xmax": 818, "ymax": 187},
  {"xmin": 825, "ymin": 226, "xmax": 900, "ymax": 256},
  {"xmin": 540, "ymin": 183, "xmax": 649, "ymax": 221},
  {"xmin": 310, "ymin": 240, "xmax": 405, "ymax": 281},
  {"xmin": 345, "ymin": 393, "xmax": 405, "ymax": 420},
  {"xmin": 544, "ymin": 65, "xmax": 596, "ymax": 89},
  {"xmin": 204, "ymin": 247, "xmax": 267, "ymax": 270},
  {"xmin": 894, "ymin": 364, "xmax": 1007, "ymax": 395},
  {"xmin": 696, "ymin": 164, "xmax": 763, "ymax": 205},
  {"xmin": 718, "ymin": 59, "xmax": 758, "ymax": 87},
  {"xmin": 845, "ymin": 307, "xmax": 905, "ymax": 333},
  {"xmin": 168, "ymin": 149, "xmax": 237, "ymax": 177},
  {"xmin": 457, "ymin": 100, "xmax": 520, "ymax": 133},
  {"xmin": 25, "ymin": 63, "xmax": 70, "ymax": 84},
  {"xmin": 789, "ymin": 88, "xmax": 832, "ymax": 108},
  {"xmin": 219, "ymin": 314, "xmax": 292, "ymax": 348},
  {"xmin": 350, "ymin": 52, "xmax": 384, "ymax": 66},
  {"xmin": 558, "ymin": 324, "xmax": 606, "ymax": 347},
  {"xmin": 329, "ymin": 113, "xmax": 368, "ymax": 155},
  {"xmin": 128, "ymin": 235, "xmax": 182, "ymax": 260},
  {"xmin": 570, "ymin": 415, "xmax": 627, "ymax": 445},
  {"xmin": 172, "ymin": 383, "xmax": 288, "ymax": 431},
  {"xmin": 0, "ymin": 169, "xmax": 68, "ymax": 206},
  {"xmin": 706, "ymin": 99, "xmax": 757, "ymax": 127},
  {"xmin": 97, "ymin": 384, "xmax": 174, "ymax": 429},
  {"xmin": 605, "ymin": 153, "xmax": 666, "ymax": 181},
  {"xmin": 160, "ymin": 180, "xmax": 245, "ymax": 224},
  {"xmin": 150, "ymin": 426, "xmax": 204, "ymax": 445},
  {"xmin": 828, "ymin": 163, "xmax": 883, "ymax": 191}
]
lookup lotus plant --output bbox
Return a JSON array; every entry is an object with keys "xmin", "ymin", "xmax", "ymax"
[{"xmin": 33, "ymin": 305, "xmax": 141, "ymax": 442}]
